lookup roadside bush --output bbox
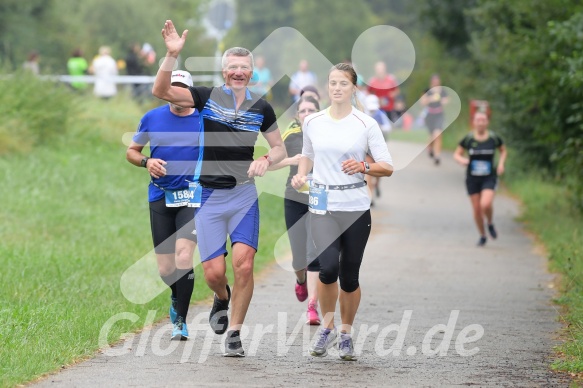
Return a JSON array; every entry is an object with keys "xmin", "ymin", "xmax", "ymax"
[{"xmin": 0, "ymin": 72, "xmax": 76, "ymax": 154}]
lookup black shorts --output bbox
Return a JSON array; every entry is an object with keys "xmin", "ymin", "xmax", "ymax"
[
  {"xmin": 149, "ymin": 199, "xmax": 197, "ymax": 254},
  {"xmin": 466, "ymin": 176, "xmax": 497, "ymax": 195},
  {"xmin": 425, "ymin": 113, "xmax": 444, "ymax": 132}
]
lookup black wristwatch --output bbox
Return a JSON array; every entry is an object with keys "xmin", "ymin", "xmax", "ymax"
[{"xmin": 140, "ymin": 156, "xmax": 150, "ymax": 168}]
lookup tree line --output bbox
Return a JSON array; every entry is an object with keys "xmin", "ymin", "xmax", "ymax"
[
  {"xmin": 2, "ymin": 0, "xmax": 580, "ymax": 209},
  {"xmin": 421, "ymin": 0, "xmax": 583, "ymax": 210}
]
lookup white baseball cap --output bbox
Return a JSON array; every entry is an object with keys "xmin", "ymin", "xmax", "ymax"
[{"xmin": 171, "ymin": 70, "xmax": 193, "ymax": 87}]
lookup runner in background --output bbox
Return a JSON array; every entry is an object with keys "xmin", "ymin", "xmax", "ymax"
[
  {"xmin": 268, "ymin": 95, "xmax": 322, "ymax": 325},
  {"xmin": 453, "ymin": 111, "xmax": 507, "ymax": 247},
  {"xmin": 421, "ymin": 74, "xmax": 449, "ymax": 165},
  {"xmin": 367, "ymin": 61, "xmax": 400, "ymax": 122}
]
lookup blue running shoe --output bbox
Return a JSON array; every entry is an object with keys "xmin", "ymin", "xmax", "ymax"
[
  {"xmin": 171, "ymin": 317, "xmax": 188, "ymax": 341},
  {"xmin": 170, "ymin": 296, "xmax": 178, "ymax": 324},
  {"xmin": 477, "ymin": 236, "xmax": 487, "ymax": 247}
]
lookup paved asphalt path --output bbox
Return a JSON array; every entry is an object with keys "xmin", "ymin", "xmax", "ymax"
[{"xmin": 34, "ymin": 142, "xmax": 569, "ymax": 387}]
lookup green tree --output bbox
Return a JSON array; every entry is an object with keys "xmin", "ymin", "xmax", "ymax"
[
  {"xmin": 292, "ymin": 0, "xmax": 374, "ymax": 65},
  {"xmin": 223, "ymin": 0, "xmax": 294, "ymax": 50},
  {"xmin": 0, "ymin": 0, "xmax": 214, "ymax": 73}
]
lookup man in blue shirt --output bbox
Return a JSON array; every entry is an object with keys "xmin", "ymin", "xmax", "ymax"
[
  {"xmin": 126, "ymin": 70, "xmax": 201, "ymax": 341},
  {"xmin": 153, "ymin": 20, "xmax": 286, "ymax": 357}
]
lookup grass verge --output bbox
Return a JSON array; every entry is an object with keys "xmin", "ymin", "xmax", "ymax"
[
  {"xmin": 0, "ymin": 93, "xmax": 288, "ymax": 387},
  {"xmin": 505, "ymin": 175, "xmax": 583, "ymax": 373}
]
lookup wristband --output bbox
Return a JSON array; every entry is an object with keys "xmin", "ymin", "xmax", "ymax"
[{"xmin": 140, "ymin": 156, "xmax": 150, "ymax": 168}]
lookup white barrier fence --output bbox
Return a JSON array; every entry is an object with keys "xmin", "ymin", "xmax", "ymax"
[{"xmin": 1, "ymin": 74, "xmax": 215, "ymax": 84}]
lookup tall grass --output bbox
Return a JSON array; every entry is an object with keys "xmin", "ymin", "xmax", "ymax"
[{"xmin": 0, "ymin": 73, "xmax": 76, "ymax": 154}]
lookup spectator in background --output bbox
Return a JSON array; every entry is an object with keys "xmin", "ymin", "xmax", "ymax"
[
  {"xmin": 23, "ymin": 51, "xmax": 40, "ymax": 75},
  {"xmin": 142, "ymin": 43, "xmax": 156, "ymax": 63},
  {"xmin": 367, "ymin": 61, "xmax": 400, "ymax": 122},
  {"xmin": 90, "ymin": 46, "xmax": 118, "ymax": 100},
  {"xmin": 125, "ymin": 43, "xmax": 149, "ymax": 102},
  {"xmin": 67, "ymin": 48, "xmax": 89, "ymax": 91},
  {"xmin": 248, "ymin": 55, "xmax": 272, "ymax": 99},
  {"xmin": 289, "ymin": 59, "xmax": 317, "ymax": 103}
]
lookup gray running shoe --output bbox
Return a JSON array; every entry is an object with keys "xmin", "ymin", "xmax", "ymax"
[
  {"xmin": 310, "ymin": 328, "xmax": 337, "ymax": 357},
  {"xmin": 338, "ymin": 332, "xmax": 357, "ymax": 361},
  {"xmin": 223, "ymin": 330, "xmax": 245, "ymax": 357}
]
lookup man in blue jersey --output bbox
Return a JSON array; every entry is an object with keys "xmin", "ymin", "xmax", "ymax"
[
  {"xmin": 126, "ymin": 70, "xmax": 200, "ymax": 341},
  {"xmin": 153, "ymin": 20, "xmax": 286, "ymax": 357}
]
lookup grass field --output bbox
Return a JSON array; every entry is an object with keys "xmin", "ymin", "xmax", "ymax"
[{"xmin": 0, "ymin": 93, "xmax": 288, "ymax": 387}]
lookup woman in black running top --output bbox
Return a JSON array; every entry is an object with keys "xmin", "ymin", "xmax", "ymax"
[{"xmin": 453, "ymin": 112, "xmax": 507, "ymax": 247}]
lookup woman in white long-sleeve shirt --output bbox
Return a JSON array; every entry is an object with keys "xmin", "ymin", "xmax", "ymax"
[{"xmin": 291, "ymin": 63, "xmax": 393, "ymax": 361}]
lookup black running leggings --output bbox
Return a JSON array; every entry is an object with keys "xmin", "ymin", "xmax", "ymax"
[
  {"xmin": 310, "ymin": 210, "xmax": 371, "ymax": 293},
  {"xmin": 284, "ymin": 198, "xmax": 320, "ymax": 272}
]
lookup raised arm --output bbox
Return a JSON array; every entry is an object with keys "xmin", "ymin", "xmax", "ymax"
[{"xmin": 152, "ymin": 20, "xmax": 194, "ymax": 107}]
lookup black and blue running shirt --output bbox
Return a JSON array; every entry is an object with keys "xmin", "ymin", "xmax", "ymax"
[
  {"xmin": 459, "ymin": 131, "xmax": 504, "ymax": 179},
  {"xmin": 189, "ymin": 85, "xmax": 278, "ymax": 189}
]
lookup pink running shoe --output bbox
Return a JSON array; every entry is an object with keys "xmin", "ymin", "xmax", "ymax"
[
  {"xmin": 295, "ymin": 280, "xmax": 308, "ymax": 302},
  {"xmin": 306, "ymin": 300, "xmax": 321, "ymax": 325}
]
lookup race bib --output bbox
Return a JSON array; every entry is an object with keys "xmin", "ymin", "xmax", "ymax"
[
  {"xmin": 165, "ymin": 188, "xmax": 191, "ymax": 207},
  {"xmin": 308, "ymin": 186, "xmax": 328, "ymax": 215},
  {"xmin": 187, "ymin": 181, "xmax": 202, "ymax": 208},
  {"xmin": 470, "ymin": 160, "xmax": 492, "ymax": 176}
]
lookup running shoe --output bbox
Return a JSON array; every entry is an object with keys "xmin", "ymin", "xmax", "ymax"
[
  {"xmin": 295, "ymin": 280, "xmax": 308, "ymax": 302},
  {"xmin": 224, "ymin": 330, "xmax": 245, "ymax": 357},
  {"xmin": 488, "ymin": 224, "xmax": 498, "ymax": 239},
  {"xmin": 209, "ymin": 284, "xmax": 231, "ymax": 334},
  {"xmin": 375, "ymin": 185, "xmax": 381, "ymax": 198},
  {"xmin": 310, "ymin": 327, "xmax": 337, "ymax": 357},
  {"xmin": 171, "ymin": 317, "xmax": 188, "ymax": 341},
  {"xmin": 434, "ymin": 157, "xmax": 440, "ymax": 166},
  {"xmin": 429, "ymin": 149, "xmax": 434, "ymax": 158},
  {"xmin": 169, "ymin": 296, "xmax": 178, "ymax": 324},
  {"xmin": 477, "ymin": 236, "xmax": 487, "ymax": 247},
  {"xmin": 306, "ymin": 300, "xmax": 321, "ymax": 325},
  {"xmin": 338, "ymin": 332, "xmax": 357, "ymax": 361}
]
